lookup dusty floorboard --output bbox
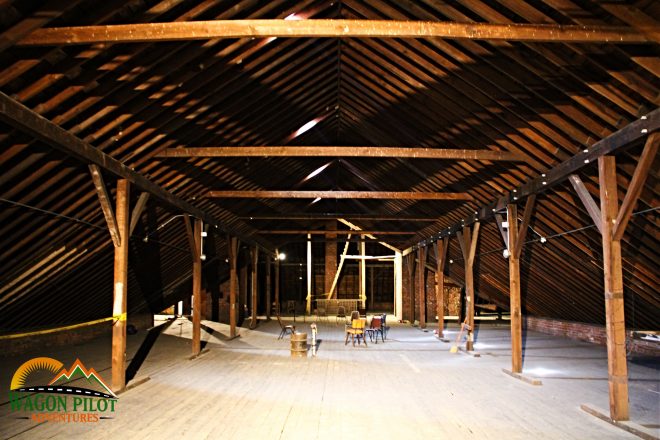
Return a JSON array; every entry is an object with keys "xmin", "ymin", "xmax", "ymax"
[{"xmin": 1, "ymin": 317, "xmax": 658, "ymax": 439}]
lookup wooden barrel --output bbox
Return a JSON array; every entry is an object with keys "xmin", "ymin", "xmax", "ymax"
[{"xmin": 290, "ymin": 332, "xmax": 307, "ymax": 357}]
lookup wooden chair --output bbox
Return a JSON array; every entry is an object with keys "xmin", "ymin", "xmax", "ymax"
[
  {"xmin": 315, "ymin": 306, "xmax": 328, "ymax": 322},
  {"xmin": 277, "ymin": 315, "xmax": 295, "ymax": 340},
  {"xmin": 366, "ymin": 316, "xmax": 384, "ymax": 343},
  {"xmin": 345, "ymin": 318, "xmax": 367, "ymax": 346},
  {"xmin": 336, "ymin": 306, "xmax": 347, "ymax": 324}
]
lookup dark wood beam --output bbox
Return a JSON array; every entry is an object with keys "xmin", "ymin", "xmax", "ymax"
[
  {"xmin": 418, "ymin": 246, "xmax": 427, "ymax": 329},
  {"xmin": 568, "ymin": 175, "xmax": 602, "ymax": 235},
  {"xmin": 494, "ymin": 213, "xmax": 508, "ymax": 248},
  {"xmin": 274, "ymin": 249, "xmax": 280, "ymax": 312},
  {"xmin": 457, "ymin": 223, "xmax": 480, "ymax": 351},
  {"xmin": 128, "ymin": 192, "xmax": 149, "ymax": 237},
  {"xmin": 89, "ymin": 164, "xmax": 121, "ymax": 248},
  {"xmin": 240, "ymin": 215, "xmax": 439, "ymax": 222},
  {"xmin": 514, "ymin": 195, "xmax": 536, "ymax": 259},
  {"xmin": 18, "ymin": 20, "xmax": 656, "ymax": 45},
  {"xmin": 259, "ymin": 230, "xmax": 415, "ymax": 235},
  {"xmin": 427, "ymin": 110, "xmax": 660, "ymax": 243},
  {"xmin": 183, "ymin": 214, "xmax": 199, "ymax": 263},
  {"xmin": 250, "ymin": 246, "xmax": 258, "ymax": 329},
  {"xmin": 111, "ymin": 179, "xmax": 129, "ymax": 393},
  {"xmin": 157, "ymin": 146, "xmax": 525, "ymax": 161},
  {"xmin": 191, "ymin": 218, "xmax": 202, "ymax": 356},
  {"xmin": 613, "ymin": 132, "xmax": 659, "ymax": 241},
  {"xmin": 0, "ymin": 92, "xmax": 269, "ymax": 250},
  {"xmin": 265, "ymin": 255, "xmax": 272, "ymax": 321},
  {"xmin": 208, "ymin": 190, "xmax": 472, "ymax": 201},
  {"xmin": 228, "ymin": 236, "xmax": 239, "ymax": 338}
]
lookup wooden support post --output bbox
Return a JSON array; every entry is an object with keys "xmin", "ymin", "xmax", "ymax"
[
  {"xmin": 111, "ymin": 179, "xmax": 129, "ymax": 392},
  {"xmin": 612, "ymin": 133, "xmax": 658, "ymax": 241},
  {"xmin": 228, "ymin": 237, "xmax": 239, "ymax": 338},
  {"xmin": 275, "ymin": 251, "xmax": 280, "ymax": 313},
  {"xmin": 128, "ymin": 192, "xmax": 149, "ymax": 237},
  {"xmin": 406, "ymin": 253, "xmax": 416, "ymax": 323},
  {"xmin": 599, "ymin": 156, "xmax": 629, "ymax": 421},
  {"xmin": 434, "ymin": 237, "xmax": 448, "ymax": 338},
  {"xmin": 394, "ymin": 251, "xmax": 403, "ymax": 321},
  {"xmin": 191, "ymin": 219, "xmax": 202, "ymax": 356},
  {"xmin": 369, "ymin": 266, "xmax": 375, "ymax": 311},
  {"xmin": 568, "ymin": 175, "xmax": 602, "ymax": 234},
  {"xmin": 306, "ymin": 234, "xmax": 312, "ymax": 314},
  {"xmin": 418, "ymin": 247, "xmax": 427, "ymax": 329},
  {"xmin": 250, "ymin": 246, "xmax": 258, "ymax": 329},
  {"xmin": 458, "ymin": 223, "xmax": 480, "ymax": 351},
  {"xmin": 265, "ymin": 254, "xmax": 272, "ymax": 320},
  {"xmin": 325, "ymin": 221, "xmax": 337, "ymax": 297},
  {"xmin": 507, "ymin": 203, "xmax": 522, "ymax": 373},
  {"xmin": 327, "ymin": 233, "xmax": 352, "ymax": 299},
  {"xmin": 89, "ymin": 164, "xmax": 121, "ymax": 247},
  {"xmin": 359, "ymin": 237, "xmax": 366, "ymax": 308}
]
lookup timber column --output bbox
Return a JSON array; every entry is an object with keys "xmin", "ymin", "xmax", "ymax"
[
  {"xmin": 507, "ymin": 204, "xmax": 522, "ymax": 372},
  {"xmin": 599, "ymin": 156, "xmax": 629, "ymax": 420},
  {"xmin": 418, "ymin": 247, "xmax": 427, "ymax": 328},
  {"xmin": 228, "ymin": 237, "xmax": 238, "ymax": 338},
  {"xmin": 325, "ymin": 220, "xmax": 337, "ymax": 297},
  {"xmin": 191, "ymin": 218, "xmax": 202, "ymax": 355},
  {"xmin": 112, "ymin": 179, "xmax": 130, "ymax": 392},
  {"xmin": 434, "ymin": 238, "xmax": 448, "ymax": 338}
]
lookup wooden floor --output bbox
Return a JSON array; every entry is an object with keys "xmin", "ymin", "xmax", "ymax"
[{"xmin": 1, "ymin": 316, "xmax": 658, "ymax": 439}]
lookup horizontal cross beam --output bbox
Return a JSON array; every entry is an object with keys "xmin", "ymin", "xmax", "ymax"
[
  {"xmin": 18, "ymin": 20, "xmax": 656, "ymax": 45},
  {"xmin": 240, "ymin": 215, "xmax": 439, "ymax": 222},
  {"xmin": 208, "ymin": 190, "xmax": 472, "ymax": 201},
  {"xmin": 157, "ymin": 146, "xmax": 525, "ymax": 161},
  {"xmin": 259, "ymin": 230, "xmax": 415, "ymax": 235}
]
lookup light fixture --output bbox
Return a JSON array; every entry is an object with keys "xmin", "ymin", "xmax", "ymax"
[
  {"xmin": 200, "ymin": 254, "xmax": 207, "ymax": 261},
  {"xmin": 278, "ymin": 252, "xmax": 286, "ymax": 261},
  {"xmin": 449, "ymin": 259, "xmax": 453, "ymax": 264},
  {"xmin": 201, "ymin": 231, "xmax": 208, "ymax": 237},
  {"xmin": 503, "ymin": 249, "xmax": 510, "ymax": 259},
  {"xmin": 540, "ymin": 237, "xmax": 547, "ymax": 244}
]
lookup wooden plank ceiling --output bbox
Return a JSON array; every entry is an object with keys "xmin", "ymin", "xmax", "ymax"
[{"xmin": 0, "ymin": 0, "xmax": 658, "ymax": 332}]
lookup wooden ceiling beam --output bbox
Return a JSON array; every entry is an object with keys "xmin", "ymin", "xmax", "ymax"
[
  {"xmin": 208, "ymin": 190, "xmax": 472, "ymax": 201},
  {"xmin": 239, "ymin": 215, "xmax": 439, "ymax": 222},
  {"xmin": 259, "ymin": 230, "xmax": 415, "ymax": 235},
  {"xmin": 157, "ymin": 146, "xmax": 525, "ymax": 161},
  {"xmin": 17, "ymin": 20, "xmax": 656, "ymax": 45}
]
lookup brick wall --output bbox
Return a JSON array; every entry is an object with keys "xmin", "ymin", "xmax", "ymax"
[{"xmin": 524, "ymin": 316, "xmax": 659, "ymax": 356}]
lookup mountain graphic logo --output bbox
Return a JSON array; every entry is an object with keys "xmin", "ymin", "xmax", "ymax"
[{"xmin": 11, "ymin": 357, "xmax": 117, "ymax": 399}]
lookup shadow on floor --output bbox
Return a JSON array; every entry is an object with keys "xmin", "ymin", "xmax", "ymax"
[{"xmin": 126, "ymin": 319, "xmax": 175, "ymax": 382}]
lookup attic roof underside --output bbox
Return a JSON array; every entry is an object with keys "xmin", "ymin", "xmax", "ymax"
[{"xmin": 0, "ymin": 0, "xmax": 658, "ymax": 332}]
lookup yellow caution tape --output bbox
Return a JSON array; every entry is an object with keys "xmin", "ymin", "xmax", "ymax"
[{"xmin": 0, "ymin": 313, "xmax": 128, "ymax": 340}]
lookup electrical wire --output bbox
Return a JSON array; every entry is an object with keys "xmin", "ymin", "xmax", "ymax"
[
  {"xmin": 448, "ymin": 205, "xmax": 658, "ymax": 263},
  {"xmin": 0, "ymin": 197, "xmax": 189, "ymax": 253}
]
